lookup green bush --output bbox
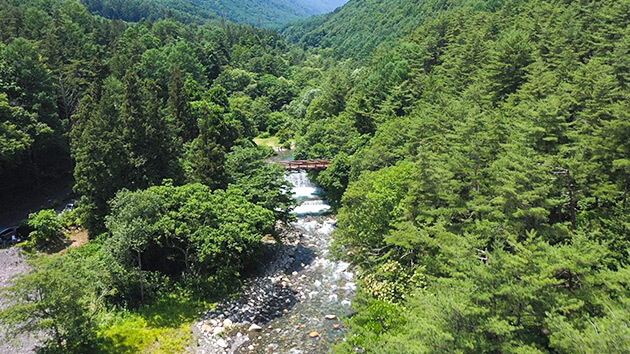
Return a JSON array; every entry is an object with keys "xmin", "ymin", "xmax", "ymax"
[
  {"xmin": 60, "ymin": 208, "xmax": 81, "ymax": 229},
  {"xmin": 25, "ymin": 209, "xmax": 65, "ymax": 250},
  {"xmin": 0, "ymin": 245, "xmax": 114, "ymax": 352},
  {"xmin": 362, "ymin": 261, "xmax": 425, "ymax": 304}
]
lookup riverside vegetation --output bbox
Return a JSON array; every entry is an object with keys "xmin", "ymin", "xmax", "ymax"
[{"xmin": 1, "ymin": 0, "xmax": 630, "ymax": 353}]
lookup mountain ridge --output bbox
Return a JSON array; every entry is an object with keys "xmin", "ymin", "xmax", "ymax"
[
  {"xmin": 82, "ymin": 0, "xmax": 348, "ymax": 27},
  {"xmin": 282, "ymin": 0, "xmax": 504, "ymax": 59}
]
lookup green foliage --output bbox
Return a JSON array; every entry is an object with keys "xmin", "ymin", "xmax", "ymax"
[
  {"xmin": 0, "ymin": 93, "xmax": 37, "ymax": 165},
  {"xmin": 6, "ymin": 0, "xmax": 630, "ymax": 352},
  {"xmin": 0, "ymin": 244, "xmax": 212, "ymax": 353},
  {"xmin": 548, "ymin": 298, "xmax": 630, "ymax": 353},
  {"xmin": 54, "ymin": 9, "xmax": 308, "ymax": 230},
  {"xmin": 300, "ymin": 0, "xmax": 630, "ymax": 352},
  {"xmin": 0, "ymin": 245, "xmax": 115, "ymax": 352},
  {"xmin": 105, "ymin": 182, "xmax": 275, "ymax": 304},
  {"xmin": 25, "ymin": 209, "xmax": 65, "ymax": 250},
  {"xmin": 83, "ymin": 0, "xmax": 347, "ymax": 28},
  {"xmin": 316, "ymin": 152, "xmax": 351, "ymax": 207},
  {"xmin": 97, "ymin": 289, "xmax": 211, "ymax": 354},
  {"xmin": 59, "ymin": 208, "xmax": 82, "ymax": 229},
  {"xmin": 226, "ymin": 144, "xmax": 295, "ymax": 221},
  {"xmin": 283, "ymin": 0, "xmax": 482, "ymax": 60},
  {"xmin": 0, "ymin": 36, "xmax": 67, "ymax": 195},
  {"xmin": 362, "ymin": 261, "xmax": 425, "ymax": 304},
  {"xmin": 334, "ymin": 295, "xmax": 407, "ymax": 353}
]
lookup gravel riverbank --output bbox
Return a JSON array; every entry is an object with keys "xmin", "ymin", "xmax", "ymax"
[
  {"xmin": 192, "ymin": 170, "xmax": 355, "ymax": 354},
  {"xmin": 0, "ymin": 248, "xmax": 38, "ymax": 354}
]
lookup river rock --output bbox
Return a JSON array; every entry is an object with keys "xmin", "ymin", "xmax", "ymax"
[
  {"xmin": 249, "ymin": 324, "xmax": 263, "ymax": 332},
  {"xmin": 325, "ymin": 314, "xmax": 337, "ymax": 320},
  {"xmin": 201, "ymin": 324, "xmax": 213, "ymax": 333},
  {"xmin": 216, "ymin": 338, "xmax": 228, "ymax": 348},
  {"xmin": 223, "ymin": 318, "xmax": 233, "ymax": 327},
  {"xmin": 213, "ymin": 327, "xmax": 226, "ymax": 336},
  {"xmin": 308, "ymin": 331, "xmax": 320, "ymax": 338}
]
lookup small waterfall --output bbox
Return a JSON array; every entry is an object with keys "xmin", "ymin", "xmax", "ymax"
[
  {"xmin": 286, "ymin": 171, "xmax": 320, "ymax": 200},
  {"xmin": 195, "ymin": 168, "xmax": 354, "ymax": 353},
  {"xmin": 248, "ymin": 171, "xmax": 352, "ymax": 352},
  {"xmin": 292, "ymin": 200, "xmax": 331, "ymax": 216},
  {"xmin": 287, "ymin": 171, "xmax": 330, "ymax": 215}
]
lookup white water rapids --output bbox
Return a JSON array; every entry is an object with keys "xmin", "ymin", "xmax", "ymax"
[
  {"xmin": 195, "ymin": 169, "xmax": 355, "ymax": 353},
  {"xmin": 285, "ymin": 172, "xmax": 332, "ymax": 216},
  {"xmin": 246, "ymin": 171, "xmax": 354, "ymax": 353}
]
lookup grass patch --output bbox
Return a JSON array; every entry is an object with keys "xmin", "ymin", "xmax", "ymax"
[
  {"xmin": 253, "ymin": 135, "xmax": 295, "ymax": 149},
  {"xmin": 253, "ymin": 136, "xmax": 282, "ymax": 148},
  {"xmin": 98, "ymin": 292, "xmax": 214, "ymax": 354}
]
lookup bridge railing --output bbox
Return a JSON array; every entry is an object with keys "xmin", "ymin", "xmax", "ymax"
[{"xmin": 278, "ymin": 159, "xmax": 331, "ymax": 170}]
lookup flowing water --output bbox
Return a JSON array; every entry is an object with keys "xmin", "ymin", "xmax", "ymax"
[
  {"xmin": 250, "ymin": 171, "xmax": 353, "ymax": 353},
  {"xmin": 195, "ymin": 167, "xmax": 355, "ymax": 353}
]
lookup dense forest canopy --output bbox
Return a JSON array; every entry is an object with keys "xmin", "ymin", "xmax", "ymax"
[
  {"xmin": 79, "ymin": 0, "xmax": 348, "ymax": 27},
  {"xmin": 191, "ymin": 0, "xmax": 348, "ymax": 28},
  {"xmin": 292, "ymin": 0, "xmax": 630, "ymax": 352},
  {"xmin": 0, "ymin": 0, "xmax": 316, "ymax": 350},
  {"xmin": 282, "ymin": 0, "xmax": 484, "ymax": 59},
  {"xmin": 2, "ymin": 0, "xmax": 630, "ymax": 352}
]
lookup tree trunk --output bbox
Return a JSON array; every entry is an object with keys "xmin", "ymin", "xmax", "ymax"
[
  {"xmin": 566, "ymin": 170, "xmax": 576, "ymax": 230},
  {"xmin": 623, "ymin": 176, "xmax": 629, "ymax": 210},
  {"xmin": 137, "ymin": 250, "xmax": 144, "ymax": 303}
]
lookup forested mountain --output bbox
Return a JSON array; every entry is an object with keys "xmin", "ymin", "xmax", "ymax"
[
  {"xmin": 283, "ymin": 0, "xmax": 482, "ymax": 59},
  {"xmin": 0, "ymin": 2, "xmax": 319, "ymax": 349},
  {"xmin": 290, "ymin": 0, "xmax": 348, "ymax": 15},
  {"xmin": 0, "ymin": 0, "xmax": 324, "ymax": 206},
  {"xmin": 80, "ymin": 0, "xmax": 348, "ymax": 27},
  {"xmin": 81, "ymin": 0, "xmax": 220, "ymax": 23},
  {"xmin": 292, "ymin": 0, "xmax": 630, "ymax": 351},
  {"xmin": 2, "ymin": 0, "xmax": 630, "ymax": 352},
  {"xmin": 195, "ymin": 0, "xmax": 348, "ymax": 28}
]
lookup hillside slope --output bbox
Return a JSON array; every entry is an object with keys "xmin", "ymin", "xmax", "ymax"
[
  {"xmin": 283, "ymin": 0, "xmax": 502, "ymax": 59},
  {"xmin": 291, "ymin": 0, "xmax": 348, "ymax": 15},
  {"xmin": 81, "ymin": 0, "xmax": 348, "ymax": 27},
  {"xmin": 291, "ymin": 0, "xmax": 630, "ymax": 352},
  {"xmin": 195, "ymin": 0, "xmax": 348, "ymax": 27},
  {"xmin": 81, "ymin": 0, "xmax": 219, "ymax": 23}
]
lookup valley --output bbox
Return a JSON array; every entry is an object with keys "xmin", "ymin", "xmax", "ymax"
[{"xmin": 1, "ymin": 0, "xmax": 630, "ymax": 353}]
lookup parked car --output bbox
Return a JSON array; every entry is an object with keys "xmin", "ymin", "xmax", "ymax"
[
  {"xmin": 62, "ymin": 202, "xmax": 76, "ymax": 213},
  {"xmin": 0, "ymin": 227, "xmax": 16, "ymax": 245}
]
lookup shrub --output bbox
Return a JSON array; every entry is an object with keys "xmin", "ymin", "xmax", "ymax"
[{"xmin": 25, "ymin": 209, "xmax": 65, "ymax": 250}]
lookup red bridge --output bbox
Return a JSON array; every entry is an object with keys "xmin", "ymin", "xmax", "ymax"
[{"xmin": 279, "ymin": 159, "xmax": 331, "ymax": 170}]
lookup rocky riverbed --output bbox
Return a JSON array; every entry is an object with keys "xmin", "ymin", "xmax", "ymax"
[
  {"xmin": 192, "ymin": 171, "xmax": 355, "ymax": 354},
  {"xmin": 0, "ymin": 248, "xmax": 39, "ymax": 354}
]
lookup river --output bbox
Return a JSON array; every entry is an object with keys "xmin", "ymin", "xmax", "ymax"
[{"xmin": 194, "ymin": 162, "xmax": 355, "ymax": 353}]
